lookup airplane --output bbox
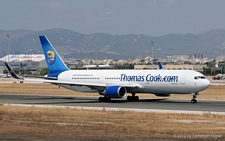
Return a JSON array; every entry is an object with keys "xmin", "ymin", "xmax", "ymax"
[
  {"xmin": 98, "ymin": 60, "xmax": 114, "ymax": 68},
  {"xmin": 82, "ymin": 60, "xmax": 114, "ymax": 69},
  {"xmin": 82, "ymin": 64, "xmax": 98, "ymax": 69},
  {"xmin": 5, "ymin": 36, "xmax": 210, "ymax": 104}
]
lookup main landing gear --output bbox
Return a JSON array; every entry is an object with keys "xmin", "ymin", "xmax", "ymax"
[
  {"xmin": 99, "ymin": 96, "xmax": 111, "ymax": 102},
  {"xmin": 127, "ymin": 93, "xmax": 139, "ymax": 101},
  {"xmin": 191, "ymin": 92, "xmax": 198, "ymax": 104}
]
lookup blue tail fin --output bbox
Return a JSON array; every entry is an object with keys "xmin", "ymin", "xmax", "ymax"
[
  {"xmin": 158, "ymin": 62, "xmax": 164, "ymax": 70},
  {"xmin": 39, "ymin": 36, "xmax": 69, "ymax": 77}
]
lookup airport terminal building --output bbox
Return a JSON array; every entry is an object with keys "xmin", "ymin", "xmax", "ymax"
[
  {"xmin": 0, "ymin": 54, "xmax": 208, "ymax": 74},
  {"xmin": 134, "ymin": 64, "xmax": 207, "ymax": 71},
  {"xmin": 0, "ymin": 54, "xmax": 47, "ymax": 74}
]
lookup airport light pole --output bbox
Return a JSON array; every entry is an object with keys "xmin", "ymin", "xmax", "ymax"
[
  {"xmin": 151, "ymin": 41, "xmax": 156, "ymax": 63},
  {"xmin": 151, "ymin": 41, "xmax": 154, "ymax": 59},
  {"xmin": 7, "ymin": 34, "xmax": 10, "ymax": 62}
]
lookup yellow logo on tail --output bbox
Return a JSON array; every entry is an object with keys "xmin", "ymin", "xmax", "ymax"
[{"xmin": 46, "ymin": 50, "xmax": 56, "ymax": 65}]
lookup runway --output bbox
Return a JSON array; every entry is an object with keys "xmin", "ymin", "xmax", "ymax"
[{"xmin": 0, "ymin": 94, "xmax": 225, "ymax": 114}]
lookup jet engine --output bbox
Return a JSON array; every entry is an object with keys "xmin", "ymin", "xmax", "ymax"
[{"xmin": 101, "ymin": 86, "xmax": 127, "ymax": 98}]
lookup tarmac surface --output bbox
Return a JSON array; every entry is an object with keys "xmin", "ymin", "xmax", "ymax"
[
  {"xmin": 0, "ymin": 76, "xmax": 225, "ymax": 114},
  {"xmin": 0, "ymin": 94, "xmax": 225, "ymax": 114}
]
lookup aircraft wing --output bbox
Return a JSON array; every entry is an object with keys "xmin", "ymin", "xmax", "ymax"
[
  {"xmin": 23, "ymin": 75, "xmax": 57, "ymax": 80},
  {"xmin": 4, "ymin": 63, "xmax": 57, "ymax": 80},
  {"xmin": 5, "ymin": 63, "xmax": 21, "ymax": 79},
  {"xmin": 23, "ymin": 78, "xmax": 140, "ymax": 90}
]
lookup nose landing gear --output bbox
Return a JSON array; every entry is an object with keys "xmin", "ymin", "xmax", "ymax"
[{"xmin": 191, "ymin": 92, "xmax": 198, "ymax": 104}]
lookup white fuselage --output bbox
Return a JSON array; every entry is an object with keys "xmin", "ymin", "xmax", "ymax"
[{"xmin": 57, "ymin": 69, "xmax": 210, "ymax": 95}]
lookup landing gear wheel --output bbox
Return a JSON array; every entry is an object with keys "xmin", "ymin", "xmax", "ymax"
[
  {"xmin": 127, "ymin": 93, "xmax": 139, "ymax": 101},
  {"xmin": 191, "ymin": 99, "xmax": 197, "ymax": 104},
  {"xmin": 135, "ymin": 96, "xmax": 139, "ymax": 101},
  {"xmin": 99, "ymin": 97, "xmax": 111, "ymax": 102},
  {"xmin": 190, "ymin": 93, "xmax": 198, "ymax": 104},
  {"xmin": 127, "ymin": 96, "xmax": 131, "ymax": 101}
]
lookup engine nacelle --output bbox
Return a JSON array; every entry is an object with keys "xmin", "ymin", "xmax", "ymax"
[
  {"xmin": 102, "ymin": 86, "xmax": 126, "ymax": 98},
  {"xmin": 155, "ymin": 94, "xmax": 172, "ymax": 97}
]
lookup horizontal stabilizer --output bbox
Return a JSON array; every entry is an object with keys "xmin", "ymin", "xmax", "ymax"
[{"xmin": 23, "ymin": 75, "xmax": 57, "ymax": 80}]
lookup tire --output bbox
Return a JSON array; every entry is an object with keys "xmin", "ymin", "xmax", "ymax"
[
  {"xmin": 127, "ymin": 96, "xmax": 131, "ymax": 101},
  {"xmin": 135, "ymin": 96, "xmax": 139, "ymax": 101}
]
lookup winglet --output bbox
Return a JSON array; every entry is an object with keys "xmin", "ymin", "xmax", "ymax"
[
  {"xmin": 158, "ymin": 62, "xmax": 164, "ymax": 70},
  {"xmin": 4, "ymin": 63, "xmax": 21, "ymax": 79}
]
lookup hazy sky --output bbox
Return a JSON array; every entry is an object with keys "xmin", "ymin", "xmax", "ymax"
[{"xmin": 1, "ymin": 0, "xmax": 225, "ymax": 36}]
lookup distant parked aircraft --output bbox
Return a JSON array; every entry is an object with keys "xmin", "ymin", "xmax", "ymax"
[{"xmin": 83, "ymin": 60, "xmax": 114, "ymax": 69}]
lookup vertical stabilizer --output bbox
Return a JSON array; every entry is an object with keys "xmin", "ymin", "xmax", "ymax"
[
  {"xmin": 158, "ymin": 62, "xmax": 164, "ymax": 70},
  {"xmin": 39, "ymin": 36, "xmax": 69, "ymax": 76}
]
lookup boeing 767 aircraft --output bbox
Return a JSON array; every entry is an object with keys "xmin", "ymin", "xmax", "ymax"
[{"xmin": 5, "ymin": 36, "xmax": 210, "ymax": 103}]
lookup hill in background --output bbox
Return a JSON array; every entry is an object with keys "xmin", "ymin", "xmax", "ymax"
[{"xmin": 0, "ymin": 28, "xmax": 225, "ymax": 59}]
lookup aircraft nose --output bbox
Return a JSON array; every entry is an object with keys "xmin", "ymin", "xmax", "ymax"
[
  {"xmin": 204, "ymin": 79, "xmax": 211, "ymax": 88},
  {"xmin": 196, "ymin": 79, "xmax": 210, "ymax": 92}
]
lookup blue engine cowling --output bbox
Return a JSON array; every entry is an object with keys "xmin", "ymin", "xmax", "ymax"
[{"xmin": 103, "ymin": 86, "xmax": 127, "ymax": 98}]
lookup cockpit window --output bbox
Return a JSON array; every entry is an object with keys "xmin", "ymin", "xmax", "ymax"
[{"xmin": 194, "ymin": 76, "xmax": 205, "ymax": 79}]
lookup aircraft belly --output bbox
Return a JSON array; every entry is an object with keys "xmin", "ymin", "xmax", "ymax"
[
  {"xmin": 58, "ymin": 84, "xmax": 98, "ymax": 92},
  {"xmin": 128, "ymin": 82, "xmax": 193, "ymax": 94}
]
